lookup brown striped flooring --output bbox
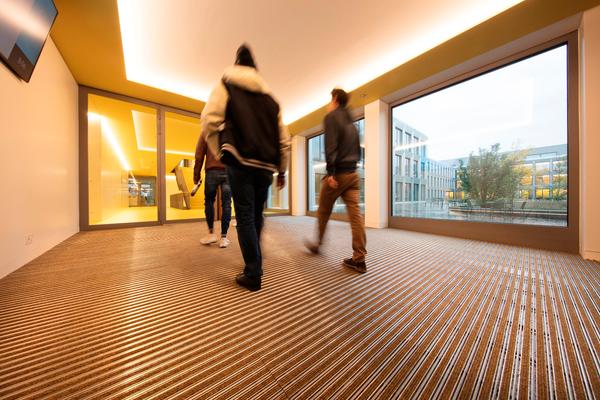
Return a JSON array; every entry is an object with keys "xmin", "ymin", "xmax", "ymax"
[{"xmin": 1, "ymin": 216, "xmax": 599, "ymax": 399}]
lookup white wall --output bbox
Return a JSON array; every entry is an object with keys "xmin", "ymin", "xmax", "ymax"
[
  {"xmin": 291, "ymin": 135, "xmax": 306, "ymax": 216},
  {"xmin": 0, "ymin": 38, "xmax": 79, "ymax": 279},
  {"xmin": 364, "ymin": 100, "xmax": 389, "ymax": 228},
  {"xmin": 581, "ymin": 6, "xmax": 600, "ymax": 261}
]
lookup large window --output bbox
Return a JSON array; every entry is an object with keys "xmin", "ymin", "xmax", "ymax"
[
  {"xmin": 308, "ymin": 119, "xmax": 365, "ymax": 215},
  {"xmin": 391, "ymin": 44, "xmax": 569, "ymax": 227}
]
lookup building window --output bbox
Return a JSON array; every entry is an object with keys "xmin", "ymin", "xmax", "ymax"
[
  {"xmin": 394, "ymin": 127, "xmax": 402, "ymax": 146},
  {"xmin": 395, "ymin": 182, "xmax": 402, "ymax": 201},
  {"xmin": 395, "ymin": 155, "xmax": 402, "ymax": 176},
  {"xmin": 391, "ymin": 44, "xmax": 569, "ymax": 227}
]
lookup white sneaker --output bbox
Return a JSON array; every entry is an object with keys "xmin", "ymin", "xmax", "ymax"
[
  {"xmin": 200, "ymin": 233, "xmax": 218, "ymax": 245},
  {"xmin": 218, "ymin": 237, "xmax": 231, "ymax": 248}
]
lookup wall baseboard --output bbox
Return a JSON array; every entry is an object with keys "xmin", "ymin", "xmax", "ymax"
[
  {"xmin": 365, "ymin": 220, "xmax": 387, "ymax": 229},
  {"xmin": 581, "ymin": 250, "xmax": 600, "ymax": 262}
]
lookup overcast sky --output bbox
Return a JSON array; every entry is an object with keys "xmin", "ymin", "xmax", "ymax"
[{"xmin": 392, "ymin": 45, "xmax": 567, "ymax": 161}]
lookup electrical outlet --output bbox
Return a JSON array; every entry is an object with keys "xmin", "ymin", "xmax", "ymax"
[{"xmin": 25, "ymin": 235, "xmax": 33, "ymax": 246}]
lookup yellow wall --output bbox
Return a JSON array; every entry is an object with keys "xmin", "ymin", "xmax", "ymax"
[
  {"xmin": 88, "ymin": 95, "xmax": 159, "ymax": 178},
  {"xmin": 87, "ymin": 119, "xmax": 102, "ymax": 223},
  {"xmin": 87, "ymin": 118, "xmax": 129, "ymax": 224}
]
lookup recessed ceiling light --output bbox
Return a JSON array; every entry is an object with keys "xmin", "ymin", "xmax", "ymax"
[{"xmin": 117, "ymin": 1, "xmax": 524, "ymax": 125}]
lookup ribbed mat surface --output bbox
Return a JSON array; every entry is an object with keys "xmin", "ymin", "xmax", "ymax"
[{"xmin": 1, "ymin": 216, "xmax": 599, "ymax": 399}]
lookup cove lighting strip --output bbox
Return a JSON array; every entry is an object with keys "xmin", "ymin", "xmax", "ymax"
[
  {"xmin": 88, "ymin": 112, "xmax": 131, "ymax": 172},
  {"xmin": 117, "ymin": 0, "xmax": 524, "ymax": 124}
]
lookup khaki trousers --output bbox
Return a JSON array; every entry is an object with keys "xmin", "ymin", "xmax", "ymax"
[{"xmin": 317, "ymin": 171, "xmax": 367, "ymax": 262}]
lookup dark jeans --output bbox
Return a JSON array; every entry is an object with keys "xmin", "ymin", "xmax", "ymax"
[
  {"xmin": 204, "ymin": 169, "xmax": 232, "ymax": 236},
  {"xmin": 227, "ymin": 165, "xmax": 273, "ymax": 278}
]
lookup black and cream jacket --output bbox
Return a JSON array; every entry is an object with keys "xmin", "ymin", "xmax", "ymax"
[{"xmin": 201, "ymin": 65, "xmax": 290, "ymax": 174}]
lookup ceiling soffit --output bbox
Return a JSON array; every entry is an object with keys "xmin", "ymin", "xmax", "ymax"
[
  {"xmin": 52, "ymin": 0, "xmax": 600, "ymax": 134},
  {"xmin": 51, "ymin": 0, "xmax": 204, "ymax": 114}
]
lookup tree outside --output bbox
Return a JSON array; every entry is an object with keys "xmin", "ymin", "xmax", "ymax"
[{"xmin": 457, "ymin": 143, "xmax": 527, "ymax": 207}]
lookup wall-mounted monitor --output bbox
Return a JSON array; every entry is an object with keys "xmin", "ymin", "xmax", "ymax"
[{"xmin": 0, "ymin": 0, "xmax": 58, "ymax": 82}]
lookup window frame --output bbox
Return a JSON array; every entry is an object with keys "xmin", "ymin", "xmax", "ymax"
[{"xmin": 387, "ymin": 32, "xmax": 579, "ymax": 253}]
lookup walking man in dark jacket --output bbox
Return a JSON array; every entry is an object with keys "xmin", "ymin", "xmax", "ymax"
[
  {"xmin": 201, "ymin": 44, "xmax": 290, "ymax": 291},
  {"xmin": 306, "ymin": 89, "xmax": 367, "ymax": 273},
  {"xmin": 193, "ymin": 134, "xmax": 232, "ymax": 248}
]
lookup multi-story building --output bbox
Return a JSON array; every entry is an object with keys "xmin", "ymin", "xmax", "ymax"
[
  {"xmin": 517, "ymin": 144, "xmax": 568, "ymax": 200},
  {"xmin": 391, "ymin": 120, "xmax": 455, "ymax": 205}
]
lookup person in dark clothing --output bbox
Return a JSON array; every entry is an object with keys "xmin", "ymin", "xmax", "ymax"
[
  {"xmin": 305, "ymin": 88, "xmax": 367, "ymax": 273},
  {"xmin": 193, "ymin": 134, "xmax": 232, "ymax": 248},
  {"xmin": 201, "ymin": 44, "xmax": 290, "ymax": 291}
]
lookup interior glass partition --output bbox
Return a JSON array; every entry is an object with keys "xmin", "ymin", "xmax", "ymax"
[
  {"xmin": 87, "ymin": 94, "xmax": 158, "ymax": 225},
  {"xmin": 266, "ymin": 169, "xmax": 289, "ymax": 214},
  {"xmin": 164, "ymin": 112, "xmax": 205, "ymax": 221}
]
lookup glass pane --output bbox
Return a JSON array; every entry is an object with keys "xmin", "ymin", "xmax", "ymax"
[
  {"xmin": 307, "ymin": 119, "xmax": 365, "ymax": 214},
  {"xmin": 391, "ymin": 45, "xmax": 568, "ymax": 226},
  {"xmin": 356, "ymin": 119, "xmax": 365, "ymax": 214},
  {"xmin": 266, "ymin": 169, "xmax": 289, "ymax": 214},
  {"xmin": 164, "ymin": 112, "xmax": 205, "ymax": 221},
  {"xmin": 87, "ymin": 94, "xmax": 158, "ymax": 225},
  {"xmin": 307, "ymin": 134, "xmax": 326, "ymax": 212}
]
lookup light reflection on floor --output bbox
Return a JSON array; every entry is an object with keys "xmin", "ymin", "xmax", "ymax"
[
  {"xmin": 92, "ymin": 207, "xmax": 206, "ymax": 225},
  {"xmin": 91, "ymin": 207, "xmax": 287, "ymax": 225}
]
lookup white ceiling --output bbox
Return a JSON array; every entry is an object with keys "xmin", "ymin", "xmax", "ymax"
[{"xmin": 117, "ymin": 0, "xmax": 523, "ymax": 124}]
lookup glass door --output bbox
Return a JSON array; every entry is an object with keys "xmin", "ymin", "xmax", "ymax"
[
  {"xmin": 265, "ymin": 169, "xmax": 289, "ymax": 215},
  {"xmin": 164, "ymin": 111, "xmax": 205, "ymax": 221},
  {"xmin": 83, "ymin": 90, "xmax": 232, "ymax": 228},
  {"xmin": 87, "ymin": 94, "xmax": 159, "ymax": 226}
]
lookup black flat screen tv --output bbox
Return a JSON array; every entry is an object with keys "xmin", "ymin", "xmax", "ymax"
[{"xmin": 0, "ymin": 0, "xmax": 58, "ymax": 82}]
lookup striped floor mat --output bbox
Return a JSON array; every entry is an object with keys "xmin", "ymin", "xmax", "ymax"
[{"xmin": 1, "ymin": 216, "xmax": 598, "ymax": 399}]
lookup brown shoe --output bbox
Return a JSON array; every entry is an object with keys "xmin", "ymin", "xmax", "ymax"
[{"xmin": 343, "ymin": 258, "xmax": 366, "ymax": 273}]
